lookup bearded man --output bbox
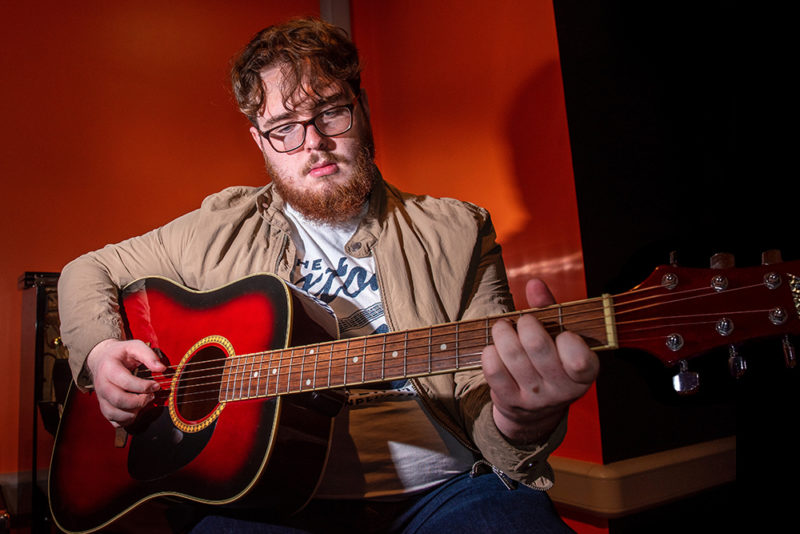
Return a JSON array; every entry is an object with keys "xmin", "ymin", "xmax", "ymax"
[{"xmin": 57, "ymin": 17, "xmax": 597, "ymax": 533}]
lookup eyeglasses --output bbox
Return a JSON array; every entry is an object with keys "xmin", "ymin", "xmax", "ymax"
[{"xmin": 258, "ymin": 99, "xmax": 357, "ymax": 153}]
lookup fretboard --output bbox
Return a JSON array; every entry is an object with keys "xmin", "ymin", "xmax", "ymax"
[{"xmin": 218, "ymin": 296, "xmax": 615, "ymax": 402}]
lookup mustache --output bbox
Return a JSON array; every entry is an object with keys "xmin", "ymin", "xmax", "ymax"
[{"xmin": 303, "ymin": 152, "xmax": 343, "ymax": 174}]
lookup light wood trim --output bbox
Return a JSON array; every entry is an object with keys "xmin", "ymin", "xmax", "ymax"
[{"xmin": 548, "ymin": 436, "xmax": 736, "ymax": 518}]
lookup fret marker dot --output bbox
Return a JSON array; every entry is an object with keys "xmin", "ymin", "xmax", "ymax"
[
  {"xmin": 253, "ymin": 371, "xmax": 259, "ymax": 378},
  {"xmin": 392, "ymin": 351, "xmax": 398, "ymax": 358},
  {"xmin": 353, "ymin": 356, "xmax": 359, "ymax": 363},
  {"xmin": 305, "ymin": 378, "xmax": 311, "ymax": 386},
  {"xmin": 440, "ymin": 344, "xmax": 447, "ymax": 351},
  {"xmin": 309, "ymin": 349, "xmax": 315, "ymax": 354},
  {"xmin": 272, "ymin": 369, "xmax": 277, "ymax": 375}
]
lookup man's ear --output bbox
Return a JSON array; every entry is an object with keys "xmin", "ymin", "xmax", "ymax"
[{"xmin": 250, "ymin": 125, "xmax": 265, "ymax": 149}]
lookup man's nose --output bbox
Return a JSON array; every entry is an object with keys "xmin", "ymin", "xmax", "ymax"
[{"xmin": 304, "ymin": 123, "xmax": 332, "ymax": 151}]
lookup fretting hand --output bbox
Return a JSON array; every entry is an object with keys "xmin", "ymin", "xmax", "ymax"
[{"xmin": 481, "ymin": 278, "xmax": 599, "ymax": 445}]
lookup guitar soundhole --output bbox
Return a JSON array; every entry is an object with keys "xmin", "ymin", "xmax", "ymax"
[{"xmin": 175, "ymin": 344, "xmax": 225, "ymax": 423}]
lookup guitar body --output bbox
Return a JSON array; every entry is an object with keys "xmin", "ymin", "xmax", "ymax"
[{"xmin": 49, "ymin": 274, "xmax": 338, "ymax": 534}]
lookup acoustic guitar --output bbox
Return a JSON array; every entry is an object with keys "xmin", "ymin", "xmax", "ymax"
[{"xmin": 48, "ymin": 257, "xmax": 800, "ymax": 533}]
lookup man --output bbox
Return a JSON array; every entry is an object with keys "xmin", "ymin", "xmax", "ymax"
[{"xmin": 58, "ymin": 17, "xmax": 598, "ymax": 533}]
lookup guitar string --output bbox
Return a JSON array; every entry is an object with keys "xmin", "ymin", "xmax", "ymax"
[
  {"xmin": 146, "ymin": 281, "xmax": 786, "ymax": 407},
  {"xmin": 149, "ymin": 281, "xmax": 774, "ymax": 397},
  {"xmin": 158, "ymin": 282, "xmax": 650, "ymax": 387},
  {"xmin": 167, "ymin": 278, "xmax": 768, "ymax": 386}
]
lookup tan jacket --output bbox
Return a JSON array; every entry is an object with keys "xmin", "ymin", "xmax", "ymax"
[{"xmin": 58, "ymin": 178, "xmax": 566, "ymax": 489}]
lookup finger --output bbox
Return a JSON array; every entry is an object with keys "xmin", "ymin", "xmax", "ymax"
[
  {"xmin": 515, "ymin": 314, "xmax": 568, "ymax": 383},
  {"xmin": 525, "ymin": 278, "xmax": 556, "ymax": 308},
  {"xmin": 107, "ymin": 366, "xmax": 161, "ymax": 395},
  {"xmin": 486, "ymin": 316, "xmax": 550, "ymax": 390},
  {"xmin": 122, "ymin": 340, "xmax": 167, "ymax": 374},
  {"xmin": 101, "ymin": 382, "xmax": 155, "ymax": 411},
  {"xmin": 482, "ymin": 319, "xmax": 523, "ymax": 390},
  {"xmin": 97, "ymin": 398, "xmax": 142, "ymax": 427},
  {"xmin": 554, "ymin": 332, "xmax": 600, "ymax": 385}
]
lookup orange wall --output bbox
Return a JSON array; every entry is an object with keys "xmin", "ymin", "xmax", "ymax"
[
  {"xmin": 1, "ymin": 0, "xmax": 601, "ymax": 490},
  {"xmin": 0, "ymin": 0, "xmax": 320, "ymax": 475}
]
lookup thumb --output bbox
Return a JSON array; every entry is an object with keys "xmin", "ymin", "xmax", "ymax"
[
  {"xmin": 126, "ymin": 340, "xmax": 167, "ymax": 374},
  {"xmin": 526, "ymin": 278, "xmax": 556, "ymax": 308}
]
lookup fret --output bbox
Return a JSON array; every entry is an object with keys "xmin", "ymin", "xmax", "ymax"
[
  {"xmin": 298, "ymin": 348, "xmax": 305, "ymax": 392},
  {"xmin": 221, "ymin": 357, "xmax": 232, "ymax": 402},
  {"xmin": 259, "ymin": 351, "xmax": 267, "ymax": 397},
  {"xmin": 240, "ymin": 354, "xmax": 248, "ymax": 400},
  {"xmin": 312, "ymin": 343, "xmax": 320, "ymax": 390},
  {"xmin": 455, "ymin": 322, "xmax": 460, "ymax": 370},
  {"xmin": 228, "ymin": 356, "xmax": 238, "ymax": 401},
  {"xmin": 403, "ymin": 331, "xmax": 408, "ymax": 378},
  {"xmin": 343, "ymin": 339, "xmax": 350, "ymax": 386},
  {"xmin": 361, "ymin": 338, "xmax": 367, "ymax": 383},
  {"xmin": 558, "ymin": 304, "xmax": 564, "ymax": 333},
  {"xmin": 427, "ymin": 327, "xmax": 432, "ymax": 374},
  {"xmin": 265, "ymin": 349, "xmax": 274, "ymax": 397},
  {"xmin": 381, "ymin": 334, "xmax": 387, "ymax": 380},
  {"xmin": 286, "ymin": 348, "xmax": 295, "ymax": 394},
  {"xmin": 234, "ymin": 355, "xmax": 244, "ymax": 401},
  {"xmin": 245, "ymin": 353, "xmax": 255, "ymax": 399},
  {"xmin": 272, "ymin": 349, "xmax": 281, "ymax": 396},
  {"xmin": 300, "ymin": 345, "xmax": 315, "ymax": 391},
  {"xmin": 327, "ymin": 342, "xmax": 333, "ymax": 388},
  {"xmin": 253, "ymin": 352, "xmax": 262, "ymax": 397},
  {"xmin": 239, "ymin": 356, "xmax": 248, "ymax": 400}
]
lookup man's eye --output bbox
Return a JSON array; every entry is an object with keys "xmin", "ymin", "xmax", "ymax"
[
  {"xmin": 322, "ymin": 108, "xmax": 346, "ymax": 119},
  {"xmin": 272, "ymin": 123, "xmax": 299, "ymax": 136}
]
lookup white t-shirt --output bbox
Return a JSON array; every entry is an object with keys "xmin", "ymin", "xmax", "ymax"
[{"xmin": 283, "ymin": 203, "xmax": 474, "ymax": 499}]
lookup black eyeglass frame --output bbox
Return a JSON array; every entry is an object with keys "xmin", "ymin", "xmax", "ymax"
[{"xmin": 258, "ymin": 97, "xmax": 359, "ymax": 153}]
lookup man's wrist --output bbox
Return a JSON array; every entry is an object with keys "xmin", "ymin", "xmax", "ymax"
[{"xmin": 492, "ymin": 405, "xmax": 566, "ymax": 449}]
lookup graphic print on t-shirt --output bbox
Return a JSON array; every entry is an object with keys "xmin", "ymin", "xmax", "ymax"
[
  {"xmin": 292, "ymin": 255, "xmax": 387, "ymax": 338},
  {"xmin": 284, "ymin": 204, "xmax": 387, "ymax": 339}
]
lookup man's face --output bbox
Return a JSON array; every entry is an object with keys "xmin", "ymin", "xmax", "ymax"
[{"xmin": 249, "ymin": 65, "xmax": 375, "ymax": 224}]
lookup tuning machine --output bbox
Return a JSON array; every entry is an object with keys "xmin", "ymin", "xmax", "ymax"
[
  {"xmin": 728, "ymin": 345, "xmax": 747, "ymax": 378},
  {"xmin": 672, "ymin": 360, "xmax": 699, "ymax": 395}
]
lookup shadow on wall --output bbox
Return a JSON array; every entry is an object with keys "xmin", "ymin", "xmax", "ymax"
[{"xmin": 500, "ymin": 60, "xmax": 585, "ymax": 309}]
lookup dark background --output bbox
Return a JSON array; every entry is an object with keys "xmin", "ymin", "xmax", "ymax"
[{"xmin": 553, "ymin": 1, "xmax": 795, "ymax": 530}]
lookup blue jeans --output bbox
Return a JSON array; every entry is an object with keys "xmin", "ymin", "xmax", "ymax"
[{"xmin": 189, "ymin": 471, "xmax": 574, "ymax": 533}]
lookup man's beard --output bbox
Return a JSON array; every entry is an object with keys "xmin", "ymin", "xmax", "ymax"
[{"xmin": 267, "ymin": 140, "xmax": 377, "ymax": 225}]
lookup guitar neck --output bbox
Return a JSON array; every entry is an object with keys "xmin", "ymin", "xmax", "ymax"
[{"xmin": 219, "ymin": 296, "xmax": 616, "ymax": 402}]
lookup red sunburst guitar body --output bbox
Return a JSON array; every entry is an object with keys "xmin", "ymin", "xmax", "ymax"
[{"xmin": 49, "ymin": 274, "xmax": 339, "ymax": 534}]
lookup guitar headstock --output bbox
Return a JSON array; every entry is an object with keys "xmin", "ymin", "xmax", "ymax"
[{"xmin": 613, "ymin": 251, "xmax": 800, "ymax": 392}]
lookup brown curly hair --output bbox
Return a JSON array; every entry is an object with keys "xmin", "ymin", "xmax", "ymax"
[{"xmin": 231, "ymin": 17, "xmax": 362, "ymax": 125}]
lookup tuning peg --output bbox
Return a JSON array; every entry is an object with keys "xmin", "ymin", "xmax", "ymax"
[
  {"xmin": 728, "ymin": 345, "xmax": 747, "ymax": 378},
  {"xmin": 762, "ymin": 250, "xmax": 783, "ymax": 265},
  {"xmin": 672, "ymin": 360, "xmax": 699, "ymax": 395},
  {"xmin": 783, "ymin": 335, "xmax": 796, "ymax": 368},
  {"xmin": 669, "ymin": 250, "xmax": 679, "ymax": 266},
  {"xmin": 710, "ymin": 252, "xmax": 735, "ymax": 269}
]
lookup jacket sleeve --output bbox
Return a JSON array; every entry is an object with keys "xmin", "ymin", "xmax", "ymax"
[
  {"xmin": 454, "ymin": 210, "xmax": 569, "ymax": 489},
  {"xmin": 57, "ymin": 212, "xmax": 196, "ymax": 390}
]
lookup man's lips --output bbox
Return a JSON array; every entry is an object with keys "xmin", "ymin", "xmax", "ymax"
[{"xmin": 308, "ymin": 162, "xmax": 339, "ymax": 178}]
